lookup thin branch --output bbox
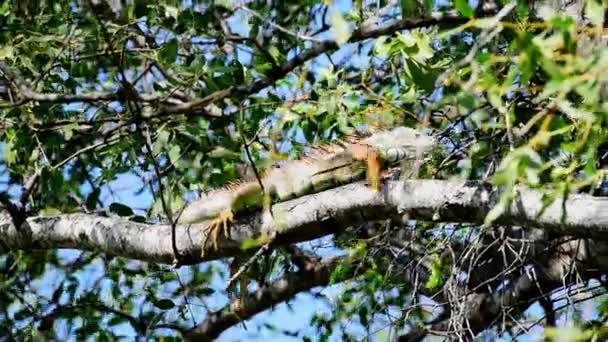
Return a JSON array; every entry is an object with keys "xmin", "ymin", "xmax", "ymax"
[
  {"xmin": 226, "ymin": 232, "xmax": 277, "ymax": 290},
  {"xmin": 185, "ymin": 255, "xmax": 351, "ymax": 341},
  {"xmin": 150, "ymin": 7, "xmax": 500, "ymax": 117},
  {"xmin": 238, "ymin": 5, "xmax": 322, "ymax": 42},
  {"xmin": 0, "ymin": 6, "xmax": 500, "ymax": 124}
]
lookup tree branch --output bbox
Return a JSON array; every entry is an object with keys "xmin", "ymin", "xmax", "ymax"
[
  {"xmin": 1, "ymin": 180, "xmax": 608, "ymax": 265},
  {"xmin": 184, "ymin": 255, "xmax": 347, "ymax": 341},
  {"xmin": 398, "ymin": 261, "xmax": 567, "ymax": 341}
]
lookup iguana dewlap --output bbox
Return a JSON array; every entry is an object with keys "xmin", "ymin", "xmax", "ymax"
[{"xmin": 178, "ymin": 126, "xmax": 436, "ymax": 251}]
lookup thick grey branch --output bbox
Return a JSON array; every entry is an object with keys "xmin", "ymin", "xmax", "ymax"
[{"xmin": 1, "ymin": 180, "xmax": 608, "ymax": 264}]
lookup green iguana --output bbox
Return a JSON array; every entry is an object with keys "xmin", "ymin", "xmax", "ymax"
[{"xmin": 178, "ymin": 126, "xmax": 436, "ymax": 251}]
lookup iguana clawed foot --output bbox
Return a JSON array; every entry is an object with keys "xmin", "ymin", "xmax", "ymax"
[{"xmin": 201, "ymin": 208, "xmax": 234, "ymax": 255}]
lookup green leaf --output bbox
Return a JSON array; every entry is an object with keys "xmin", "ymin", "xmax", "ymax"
[
  {"xmin": 403, "ymin": 58, "xmax": 436, "ymax": 93},
  {"xmin": 0, "ymin": 45, "xmax": 13, "ymax": 59},
  {"xmin": 455, "ymin": 0, "xmax": 474, "ymax": 18},
  {"xmin": 154, "ymin": 130, "xmax": 170, "ymax": 155},
  {"xmin": 4, "ymin": 141, "xmax": 16, "ymax": 165},
  {"xmin": 330, "ymin": 11, "xmax": 351, "ymax": 46},
  {"xmin": 330, "ymin": 261, "xmax": 352, "ymax": 284},
  {"xmin": 154, "ymin": 299, "xmax": 175, "ymax": 310},
  {"xmin": 109, "ymin": 203, "xmax": 134, "ymax": 217},
  {"xmin": 425, "ymin": 256, "xmax": 443, "ymax": 289},
  {"xmin": 241, "ymin": 236, "xmax": 266, "ymax": 250},
  {"xmin": 168, "ymin": 145, "xmax": 181, "ymax": 164},
  {"xmin": 400, "ymin": 0, "xmax": 421, "ymax": 17},
  {"xmin": 207, "ymin": 146, "xmax": 240, "ymax": 159},
  {"xmin": 0, "ymin": 1, "xmax": 9, "ymax": 16},
  {"xmin": 585, "ymin": 0, "xmax": 605, "ymax": 27},
  {"xmin": 215, "ymin": 0, "xmax": 232, "ymax": 10},
  {"xmin": 164, "ymin": 6, "xmax": 179, "ymax": 19},
  {"xmin": 158, "ymin": 39, "xmax": 178, "ymax": 64},
  {"xmin": 199, "ymin": 287, "xmax": 214, "ymax": 296},
  {"xmin": 130, "ymin": 215, "xmax": 146, "ymax": 223},
  {"xmin": 484, "ymin": 194, "xmax": 510, "ymax": 227},
  {"xmin": 85, "ymin": 188, "xmax": 101, "ymax": 210},
  {"xmin": 107, "ymin": 316, "xmax": 125, "ymax": 326},
  {"xmin": 358, "ymin": 306, "xmax": 369, "ymax": 327},
  {"xmin": 374, "ymin": 36, "xmax": 391, "ymax": 57}
]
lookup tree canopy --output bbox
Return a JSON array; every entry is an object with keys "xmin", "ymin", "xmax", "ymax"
[{"xmin": 2, "ymin": 0, "xmax": 608, "ymax": 340}]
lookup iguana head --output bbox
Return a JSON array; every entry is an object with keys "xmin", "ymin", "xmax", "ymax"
[{"xmin": 364, "ymin": 126, "xmax": 436, "ymax": 164}]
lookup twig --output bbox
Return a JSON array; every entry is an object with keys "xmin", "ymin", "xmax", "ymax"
[
  {"xmin": 33, "ymin": 25, "xmax": 76, "ymax": 88},
  {"xmin": 238, "ymin": 6, "xmax": 322, "ymax": 42},
  {"xmin": 225, "ymin": 232, "xmax": 277, "ymax": 290},
  {"xmin": 52, "ymin": 133, "xmax": 123, "ymax": 170}
]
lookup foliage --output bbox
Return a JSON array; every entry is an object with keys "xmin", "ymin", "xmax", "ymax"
[{"xmin": 1, "ymin": 0, "xmax": 608, "ymax": 340}]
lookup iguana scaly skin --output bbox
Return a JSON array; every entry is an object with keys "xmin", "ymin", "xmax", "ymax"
[{"xmin": 178, "ymin": 126, "xmax": 436, "ymax": 252}]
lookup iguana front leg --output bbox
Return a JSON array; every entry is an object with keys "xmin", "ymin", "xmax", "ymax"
[{"xmin": 349, "ymin": 144, "xmax": 381, "ymax": 191}]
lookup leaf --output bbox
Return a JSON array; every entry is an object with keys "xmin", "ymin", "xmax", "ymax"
[
  {"xmin": 484, "ymin": 194, "xmax": 510, "ymax": 227},
  {"xmin": 400, "ymin": 0, "xmax": 421, "ymax": 17},
  {"xmin": 0, "ymin": 45, "xmax": 13, "ymax": 59},
  {"xmin": 168, "ymin": 145, "xmax": 181, "ymax": 164},
  {"xmin": 330, "ymin": 261, "xmax": 352, "ymax": 284},
  {"xmin": 455, "ymin": 0, "xmax": 474, "ymax": 18},
  {"xmin": 241, "ymin": 235, "xmax": 271, "ymax": 251},
  {"xmin": 109, "ymin": 202, "xmax": 134, "ymax": 217},
  {"xmin": 164, "ymin": 6, "xmax": 179, "ymax": 19},
  {"xmin": 199, "ymin": 287, "xmax": 214, "ymax": 296},
  {"xmin": 215, "ymin": 0, "xmax": 232, "ymax": 10},
  {"xmin": 85, "ymin": 188, "xmax": 101, "ymax": 210},
  {"xmin": 586, "ymin": 0, "xmax": 605, "ymax": 27},
  {"xmin": 425, "ymin": 256, "xmax": 443, "ymax": 289},
  {"xmin": 158, "ymin": 39, "xmax": 178, "ymax": 64},
  {"xmin": 403, "ymin": 58, "xmax": 436, "ymax": 93},
  {"xmin": 207, "ymin": 146, "xmax": 240, "ymax": 159},
  {"xmin": 0, "ymin": 1, "xmax": 9, "ymax": 16},
  {"xmin": 358, "ymin": 306, "xmax": 369, "ymax": 327},
  {"xmin": 108, "ymin": 316, "xmax": 125, "ymax": 326},
  {"xmin": 154, "ymin": 130, "xmax": 170, "ymax": 155},
  {"xmin": 130, "ymin": 215, "xmax": 146, "ymax": 223},
  {"xmin": 4, "ymin": 140, "xmax": 16, "ymax": 165},
  {"xmin": 330, "ymin": 11, "xmax": 351, "ymax": 46},
  {"xmin": 154, "ymin": 299, "xmax": 175, "ymax": 310},
  {"xmin": 374, "ymin": 36, "xmax": 391, "ymax": 57}
]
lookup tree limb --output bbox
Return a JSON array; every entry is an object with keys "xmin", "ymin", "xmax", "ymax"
[
  {"xmin": 2, "ymin": 180, "xmax": 608, "ymax": 265},
  {"xmin": 184, "ymin": 255, "xmax": 347, "ymax": 341}
]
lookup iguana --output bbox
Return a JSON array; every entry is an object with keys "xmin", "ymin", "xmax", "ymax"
[{"xmin": 178, "ymin": 126, "xmax": 436, "ymax": 251}]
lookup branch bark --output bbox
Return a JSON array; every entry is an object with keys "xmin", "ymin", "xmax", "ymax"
[{"xmin": 2, "ymin": 180, "xmax": 608, "ymax": 265}]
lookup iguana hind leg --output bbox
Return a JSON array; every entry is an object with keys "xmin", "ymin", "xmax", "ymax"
[{"xmin": 201, "ymin": 208, "xmax": 234, "ymax": 256}]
